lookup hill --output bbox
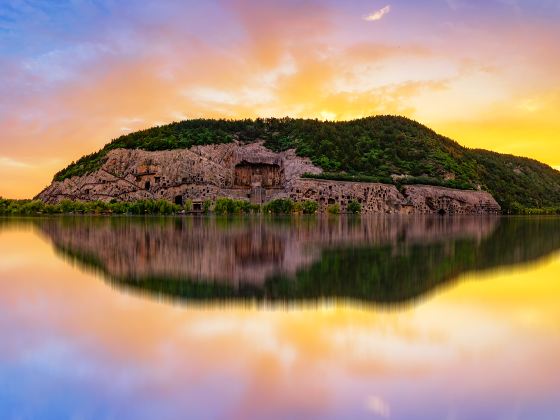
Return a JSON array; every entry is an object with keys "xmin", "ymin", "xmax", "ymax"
[{"xmin": 52, "ymin": 116, "xmax": 560, "ymax": 212}]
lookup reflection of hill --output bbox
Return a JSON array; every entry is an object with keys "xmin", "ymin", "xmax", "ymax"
[{"xmin": 34, "ymin": 216, "xmax": 560, "ymax": 305}]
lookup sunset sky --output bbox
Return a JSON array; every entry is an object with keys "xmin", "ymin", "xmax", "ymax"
[{"xmin": 1, "ymin": 0, "xmax": 559, "ymax": 198}]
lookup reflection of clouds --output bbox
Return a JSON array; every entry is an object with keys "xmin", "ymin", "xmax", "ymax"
[
  {"xmin": 186, "ymin": 316, "xmax": 297, "ymax": 368},
  {"xmin": 0, "ymin": 255, "xmax": 28, "ymax": 270},
  {"xmin": 330, "ymin": 324, "xmax": 456, "ymax": 368},
  {"xmin": 365, "ymin": 395, "xmax": 391, "ymax": 418},
  {"xmin": 0, "ymin": 226, "xmax": 560, "ymax": 418},
  {"xmin": 19, "ymin": 337, "xmax": 99, "ymax": 382}
]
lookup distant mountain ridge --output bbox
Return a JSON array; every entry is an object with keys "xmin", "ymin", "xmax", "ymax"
[{"xmin": 52, "ymin": 116, "xmax": 560, "ymax": 212}]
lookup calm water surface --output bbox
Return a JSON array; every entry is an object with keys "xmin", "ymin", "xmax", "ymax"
[{"xmin": 1, "ymin": 216, "xmax": 559, "ymax": 420}]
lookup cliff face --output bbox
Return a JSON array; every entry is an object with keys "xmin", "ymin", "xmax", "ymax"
[{"xmin": 37, "ymin": 141, "xmax": 501, "ymax": 214}]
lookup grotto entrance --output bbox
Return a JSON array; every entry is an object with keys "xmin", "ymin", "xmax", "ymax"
[
  {"xmin": 175, "ymin": 195, "xmax": 183, "ymax": 206},
  {"xmin": 234, "ymin": 162, "xmax": 283, "ymax": 188},
  {"xmin": 192, "ymin": 201, "xmax": 203, "ymax": 212}
]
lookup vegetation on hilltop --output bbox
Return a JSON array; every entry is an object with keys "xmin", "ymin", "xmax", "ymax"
[
  {"xmin": 467, "ymin": 149, "xmax": 560, "ymax": 212},
  {"xmin": 51, "ymin": 116, "xmax": 560, "ymax": 212}
]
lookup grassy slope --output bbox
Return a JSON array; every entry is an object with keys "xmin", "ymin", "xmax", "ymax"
[{"xmin": 52, "ymin": 116, "xmax": 560, "ymax": 212}]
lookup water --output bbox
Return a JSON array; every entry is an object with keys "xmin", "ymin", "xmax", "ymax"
[{"xmin": 0, "ymin": 215, "xmax": 559, "ymax": 420}]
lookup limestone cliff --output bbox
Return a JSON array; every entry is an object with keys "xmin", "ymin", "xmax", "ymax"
[{"xmin": 37, "ymin": 141, "xmax": 501, "ymax": 214}]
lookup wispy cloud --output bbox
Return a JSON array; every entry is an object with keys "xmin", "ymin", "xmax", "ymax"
[
  {"xmin": 364, "ymin": 5, "xmax": 391, "ymax": 22},
  {"xmin": 0, "ymin": 156, "xmax": 31, "ymax": 169},
  {"xmin": 1, "ymin": 0, "xmax": 560, "ymax": 199}
]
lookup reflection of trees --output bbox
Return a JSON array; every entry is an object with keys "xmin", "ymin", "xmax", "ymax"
[
  {"xmin": 265, "ymin": 217, "xmax": 560, "ymax": 303},
  {"xmin": 28, "ymin": 216, "xmax": 560, "ymax": 305}
]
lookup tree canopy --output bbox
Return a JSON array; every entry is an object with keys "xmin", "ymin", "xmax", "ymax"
[{"xmin": 51, "ymin": 116, "xmax": 560, "ymax": 212}]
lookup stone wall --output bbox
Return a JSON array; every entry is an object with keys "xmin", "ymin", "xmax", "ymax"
[
  {"xmin": 285, "ymin": 179, "xmax": 500, "ymax": 214},
  {"xmin": 288, "ymin": 179, "xmax": 406, "ymax": 213},
  {"xmin": 36, "ymin": 141, "xmax": 501, "ymax": 214},
  {"xmin": 402, "ymin": 185, "xmax": 501, "ymax": 215},
  {"xmin": 37, "ymin": 142, "xmax": 319, "ymax": 204}
]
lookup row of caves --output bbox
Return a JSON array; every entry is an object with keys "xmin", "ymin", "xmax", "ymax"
[
  {"xmin": 134, "ymin": 161, "xmax": 285, "ymax": 206},
  {"xmin": 42, "ymin": 143, "xmax": 500, "ymax": 215}
]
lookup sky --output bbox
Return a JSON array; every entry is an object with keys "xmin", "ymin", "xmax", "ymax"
[{"xmin": 0, "ymin": 0, "xmax": 559, "ymax": 198}]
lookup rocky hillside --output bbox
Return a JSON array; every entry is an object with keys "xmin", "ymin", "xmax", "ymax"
[
  {"xmin": 50, "ymin": 116, "xmax": 560, "ymax": 212},
  {"xmin": 36, "ymin": 142, "xmax": 501, "ymax": 215}
]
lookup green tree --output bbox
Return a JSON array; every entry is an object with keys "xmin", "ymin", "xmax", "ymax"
[
  {"xmin": 263, "ymin": 199, "xmax": 295, "ymax": 214},
  {"xmin": 327, "ymin": 203, "xmax": 340, "ymax": 215},
  {"xmin": 301, "ymin": 200, "xmax": 319, "ymax": 214},
  {"xmin": 347, "ymin": 200, "xmax": 361, "ymax": 214}
]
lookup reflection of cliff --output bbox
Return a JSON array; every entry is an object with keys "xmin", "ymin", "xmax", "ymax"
[
  {"xmin": 37, "ymin": 216, "xmax": 497, "ymax": 284},
  {"xmin": 36, "ymin": 216, "xmax": 560, "ymax": 304}
]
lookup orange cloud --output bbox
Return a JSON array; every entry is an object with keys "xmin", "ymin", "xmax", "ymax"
[{"xmin": 1, "ymin": 2, "xmax": 560, "ymax": 198}]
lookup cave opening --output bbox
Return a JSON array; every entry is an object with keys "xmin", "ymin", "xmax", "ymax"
[{"xmin": 234, "ymin": 162, "xmax": 282, "ymax": 188}]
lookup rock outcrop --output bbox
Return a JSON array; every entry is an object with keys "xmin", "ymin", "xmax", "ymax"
[{"xmin": 37, "ymin": 141, "xmax": 501, "ymax": 214}]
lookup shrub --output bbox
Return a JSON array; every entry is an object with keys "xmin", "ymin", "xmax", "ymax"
[
  {"xmin": 347, "ymin": 200, "xmax": 361, "ymax": 214},
  {"xmin": 214, "ymin": 198, "xmax": 236, "ymax": 215},
  {"xmin": 240, "ymin": 200, "xmax": 253, "ymax": 213},
  {"xmin": 19, "ymin": 200, "xmax": 45, "ymax": 215},
  {"xmin": 110, "ymin": 201, "xmax": 129, "ymax": 214},
  {"xmin": 301, "ymin": 200, "xmax": 319, "ymax": 214},
  {"xmin": 250, "ymin": 203, "xmax": 261, "ymax": 213},
  {"xmin": 214, "ymin": 198, "xmax": 252, "ymax": 215},
  {"xmin": 263, "ymin": 198, "xmax": 295, "ymax": 214},
  {"xmin": 327, "ymin": 203, "xmax": 340, "ymax": 215},
  {"xmin": 59, "ymin": 200, "xmax": 77, "ymax": 213}
]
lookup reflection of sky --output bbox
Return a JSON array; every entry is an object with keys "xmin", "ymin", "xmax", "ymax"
[
  {"xmin": 1, "ymin": 0, "xmax": 560, "ymax": 198},
  {"xmin": 1, "ymin": 227, "xmax": 560, "ymax": 419}
]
